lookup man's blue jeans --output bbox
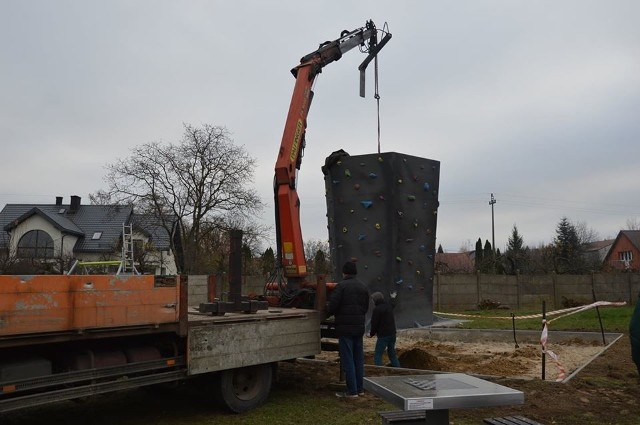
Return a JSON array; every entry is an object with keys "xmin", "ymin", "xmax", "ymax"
[
  {"xmin": 374, "ymin": 334, "xmax": 401, "ymax": 367},
  {"xmin": 338, "ymin": 335, "xmax": 364, "ymax": 395}
]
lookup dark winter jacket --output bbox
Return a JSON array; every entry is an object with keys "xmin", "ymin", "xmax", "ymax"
[
  {"xmin": 325, "ymin": 275, "xmax": 370, "ymax": 337},
  {"xmin": 630, "ymin": 292, "xmax": 640, "ymax": 373},
  {"xmin": 369, "ymin": 297, "xmax": 397, "ymax": 338}
]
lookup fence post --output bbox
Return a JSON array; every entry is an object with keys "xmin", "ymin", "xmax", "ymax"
[
  {"xmin": 516, "ymin": 269, "xmax": 521, "ymax": 310},
  {"xmin": 476, "ymin": 270, "xmax": 481, "ymax": 307},
  {"xmin": 435, "ymin": 271, "xmax": 441, "ymax": 311}
]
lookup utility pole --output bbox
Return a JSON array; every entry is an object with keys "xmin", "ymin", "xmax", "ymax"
[{"xmin": 489, "ymin": 193, "xmax": 496, "ymax": 255}]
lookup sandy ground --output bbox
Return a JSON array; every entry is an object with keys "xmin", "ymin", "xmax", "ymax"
[{"xmin": 318, "ymin": 332, "xmax": 608, "ymax": 381}]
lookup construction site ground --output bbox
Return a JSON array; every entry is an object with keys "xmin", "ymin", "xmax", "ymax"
[{"xmin": 2, "ymin": 330, "xmax": 639, "ymax": 425}]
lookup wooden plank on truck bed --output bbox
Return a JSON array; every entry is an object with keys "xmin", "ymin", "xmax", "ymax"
[{"xmin": 187, "ymin": 308, "xmax": 320, "ymax": 374}]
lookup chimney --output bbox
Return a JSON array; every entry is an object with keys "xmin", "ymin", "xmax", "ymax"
[
  {"xmin": 69, "ymin": 195, "xmax": 81, "ymax": 213},
  {"xmin": 55, "ymin": 196, "xmax": 63, "ymax": 206}
]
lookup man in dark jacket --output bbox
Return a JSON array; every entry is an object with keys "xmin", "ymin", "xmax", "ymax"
[
  {"xmin": 630, "ymin": 291, "xmax": 640, "ymax": 375},
  {"xmin": 325, "ymin": 261, "xmax": 370, "ymax": 398},
  {"xmin": 369, "ymin": 291, "xmax": 401, "ymax": 367}
]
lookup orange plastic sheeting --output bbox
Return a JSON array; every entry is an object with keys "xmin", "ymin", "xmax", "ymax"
[{"xmin": 0, "ymin": 275, "xmax": 180, "ymax": 336}]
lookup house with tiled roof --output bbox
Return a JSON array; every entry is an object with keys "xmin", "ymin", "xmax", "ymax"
[
  {"xmin": 604, "ymin": 230, "xmax": 640, "ymax": 272},
  {"xmin": 435, "ymin": 252, "xmax": 475, "ymax": 273},
  {"xmin": 583, "ymin": 238, "xmax": 615, "ymax": 269},
  {"xmin": 0, "ymin": 195, "xmax": 178, "ymax": 275}
]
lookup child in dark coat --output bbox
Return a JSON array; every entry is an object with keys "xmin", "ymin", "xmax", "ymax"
[{"xmin": 368, "ymin": 292, "xmax": 401, "ymax": 367}]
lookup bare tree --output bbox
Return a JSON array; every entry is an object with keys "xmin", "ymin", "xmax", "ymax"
[
  {"xmin": 574, "ymin": 220, "xmax": 600, "ymax": 245},
  {"xmin": 626, "ymin": 217, "xmax": 640, "ymax": 230},
  {"xmin": 304, "ymin": 239, "xmax": 329, "ymax": 274},
  {"xmin": 97, "ymin": 123, "xmax": 264, "ymax": 273}
]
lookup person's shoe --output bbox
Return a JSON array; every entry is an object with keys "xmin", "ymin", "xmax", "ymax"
[
  {"xmin": 358, "ymin": 390, "xmax": 365, "ymax": 396},
  {"xmin": 335, "ymin": 392, "xmax": 358, "ymax": 398}
]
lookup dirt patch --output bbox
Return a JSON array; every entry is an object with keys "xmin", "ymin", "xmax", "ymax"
[
  {"xmin": 300, "ymin": 332, "xmax": 640, "ymax": 424},
  {"xmin": 319, "ymin": 332, "xmax": 607, "ymax": 380}
]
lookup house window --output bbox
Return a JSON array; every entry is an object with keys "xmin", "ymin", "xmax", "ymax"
[
  {"xmin": 92, "ymin": 232, "xmax": 103, "ymax": 240},
  {"xmin": 17, "ymin": 230, "xmax": 54, "ymax": 259},
  {"xmin": 619, "ymin": 251, "xmax": 633, "ymax": 262}
]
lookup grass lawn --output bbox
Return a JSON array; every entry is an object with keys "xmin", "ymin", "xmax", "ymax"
[{"xmin": 435, "ymin": 304, "xmax": 633, "ymax": 333}]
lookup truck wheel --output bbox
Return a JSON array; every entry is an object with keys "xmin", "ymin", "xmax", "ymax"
[{"xmin": 217, "ymin": 363, "xmax": 273, "ymax": 413}]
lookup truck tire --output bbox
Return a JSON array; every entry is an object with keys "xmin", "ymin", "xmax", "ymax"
[{"xmin": 216, "ymin": 363, "xmax": 274, "ymax": 413}]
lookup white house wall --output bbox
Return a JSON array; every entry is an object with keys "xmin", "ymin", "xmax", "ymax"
[
  {"xmin": 132, "ymin": 231, "xmax": 177, "ymax": 275},
  {"xmin": 8, "ymin": 215, "xmax": 78, "ymax": 258}
]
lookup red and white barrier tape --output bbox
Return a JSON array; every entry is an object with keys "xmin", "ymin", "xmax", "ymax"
[
  {"xmin": 540, "ymin": 320, "xmax": 566, "ymax": 381},
  {"xmin": 434, "ymin": 300, "xmax": 627, "ymax": 321}
]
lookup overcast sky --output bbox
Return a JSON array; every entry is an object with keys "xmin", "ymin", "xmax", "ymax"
[{"xmin": 2, "ymin": 1, "xmax": 639, "ymax": 253}]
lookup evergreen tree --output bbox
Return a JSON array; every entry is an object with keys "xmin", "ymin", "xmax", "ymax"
[
  {"xmin": 437, "ymin": 244, "xmax": 444, "ymax": 254},
  {"xmin": 475, "ymin": 238, "xmax": 483, "ymax": 269},
  {"xmin": 313, "ymin": 249, "xmax": 329, "ymax": 275},
  {"xmin": 553, "ymin": 217, "xmax": 584, "ymax": 274},
  {"xmin": 260, "ymin": 247, "xmax": 276, "ymax": 276},
  {"xmin": 505, "ymin": 224, "xmax": 529, "ymax": 274},
  {"xmin": 483, "ymin": 240, "xmax": 493, "ymax": 260},
  {"xmin": 482, "ymin": 240, "xmax": 494, "ymax": 273}
]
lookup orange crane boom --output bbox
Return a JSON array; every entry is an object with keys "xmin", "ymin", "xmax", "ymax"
[{"xmin": 273, "ymin": 20, "xmax": 391, "ymax": 288}]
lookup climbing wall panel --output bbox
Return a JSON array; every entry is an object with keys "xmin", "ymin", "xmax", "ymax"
[{"xmin": 323, "ymin": 151, "xmax": 440, "ymax": 328}]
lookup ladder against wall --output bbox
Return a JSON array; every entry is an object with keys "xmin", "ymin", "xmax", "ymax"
[{"xmin": 118, "ymin": 223, "xmax": 139, "ymax": 275}]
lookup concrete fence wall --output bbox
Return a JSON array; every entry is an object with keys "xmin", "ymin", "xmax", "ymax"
[
  {"xmin": 434, "ymin": 272, "xmax": 640, "ymax": 311},
  {"xmin": 187, "ymin": 273, "xmax": 640, "ymax": 311}
]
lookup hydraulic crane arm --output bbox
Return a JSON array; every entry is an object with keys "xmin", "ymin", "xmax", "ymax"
[{"xmin": 273, "ymin": 20, "xmax": 391, "ymax": 284}]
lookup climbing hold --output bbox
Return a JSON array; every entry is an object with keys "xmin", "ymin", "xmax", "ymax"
[
  {"xmin": 350, "ymin": 256, "xmax": 358, "ymax": 262},
  {"xmin": 337, "ymin": 161, "xmax": 342, "ymax": 166},
  {"xmin": 427, "ymin": 254, "xmax": 433, "ymax": 260},
  {"xmin": 375, "ymin": 223, "xmax": 381, "ymax": 230},
  {"xmin": 397, "ymin": 179, "xmax": 403, "ymax": 184},
  {"xmin": 364, "ymin": 264, "xmax": 368, "ymax": 269},
  {"xmin": 408, "ymin": 284, "xmax": 413, "ymax": 290},
  {"xmin": 354, "ymin": 183, "xmax": 360, "ymax": 190},
  {"xmin": 419, "ymin": 245, "xmax": 426, "ymax": 252},
  {"xmin": 342, "ymin": 227, "xmax": 348, "ymax": 233},
  {"xmin": 378, "ymin": 194, "xmax": 385, "ymax": 201},
  {"xmin": 358, "ymin": 234, "xmax": 366, "ymax": 241},
  {"xmin": 413, "ymin": 220, "xmax": 419, "ymax": 228},
  {"xmin": 369, "ymin": 172, "xmax": 378, "ymax": 178},
  {"xmin": 350, "ymin": 209, "xmax": 354, "ymax": 214},
  {"xmin": 359, "ymin": 162, "xmax": 366, "ymax": 166},
  {"xmin": 416, "ymin": 270, "xmax": 421, "ymax": 275},
  {"xmin": 360, "ymin": 200, "xmax": 373, "ymax": 209},
  {"xmin": 413, "ymin": 175, "xmax": 418, "ymax": 181},
  {"xmin": 344, "ymin": 169, "xmax": 351, "ymax": 178},
  {"xmin": 407, "ymin": 195, "xmax": 416, "ymax": 201},
  {"xmin": 406, "ymin": 238, "xmax": 414, "ymax": 243},
  {"xmin": 395, "ymin": 279, "xmax": 403, "ymax": 285},
  {"xmin": 395, "ymin": 256, "xmax": 402, "ymax": 262},
  {"xmin": 374, "ymin": 250, "xmax": 381, "ymax": 257},
  {"xmin": 362, "ymin": 217, "xmax": 368, "ymax": 221},
  {"xmin": 423, "ymin": 182, "xmax": 430, "ymax": 191},
  {"xmin": 397, "ymin": 210, "xmax": 404, "ymax": 218},
  {"xmin": 408, "ymin": 260, "xmax": 413, "ymax": 265},
  {"xmin": 332, "ymin": 180, "xmax": 340, "ymax": 184},
  {"xmin": 378, "ymin": 157, "xmax": 384, "ymax": 162}
]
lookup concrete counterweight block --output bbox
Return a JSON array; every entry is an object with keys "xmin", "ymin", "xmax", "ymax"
[{"xmin": 323, "ymin": 150, "xmax": 440, "ymax": 328}]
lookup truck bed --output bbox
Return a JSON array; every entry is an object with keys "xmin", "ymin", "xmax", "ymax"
[{"xmin": 186, "ymin": 307, "xmax": 320, "ymax": 373}]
